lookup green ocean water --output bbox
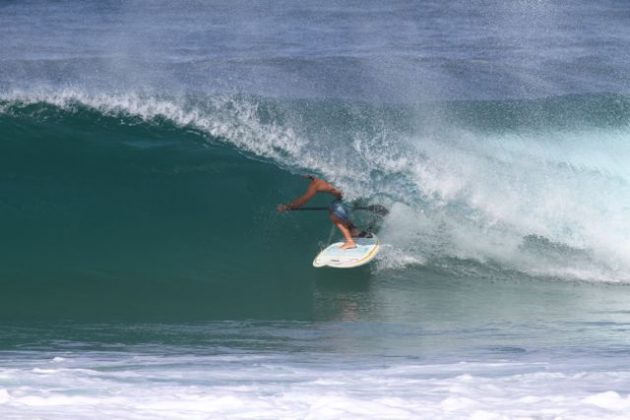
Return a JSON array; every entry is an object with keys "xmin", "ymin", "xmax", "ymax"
[{"xmin": 1, "ymin": 103, "xmax": 320, "ymax": 320}]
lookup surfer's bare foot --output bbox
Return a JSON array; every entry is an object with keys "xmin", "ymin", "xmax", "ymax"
[{"xmin": 339, "ymin": 241, "xmax": 356, "ymax": 250}]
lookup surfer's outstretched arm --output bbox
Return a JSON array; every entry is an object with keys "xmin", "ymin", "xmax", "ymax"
[{"xmin": 277, "ymin": 182, "xmax": 318, "ymax": 212}]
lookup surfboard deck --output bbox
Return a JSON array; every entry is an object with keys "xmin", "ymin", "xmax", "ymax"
[{"xmin": 313, "ymin": 234, "xmax": 380, "ymax": 268}]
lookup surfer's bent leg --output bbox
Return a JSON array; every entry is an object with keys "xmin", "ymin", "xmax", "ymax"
[
  {"xmin": 328, "ymin": 199, "xmax": 358, "ymax": 248},
  {"xmin": 329, "ymin": 199, "xmax": 361, "ymax": 236},
  {"xmin": 329, "ymin": 213, "xmax": 356, "ymax": 249}
]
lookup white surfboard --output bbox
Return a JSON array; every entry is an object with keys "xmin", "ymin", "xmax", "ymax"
[{"xmin": 313, "ymin": 234, "xmax": 380, "ymax": 268}]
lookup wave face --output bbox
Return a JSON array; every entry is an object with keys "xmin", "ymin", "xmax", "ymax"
[
  {"xmin": 0, "ymin": 94, "xmax": 323, "ymax": 319},
  {"xmin": 1, "ymin": 89, "xmax": 630, "ymax": 320}
]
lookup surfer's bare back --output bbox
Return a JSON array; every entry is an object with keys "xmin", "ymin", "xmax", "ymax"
[{"xmin": 277, "ymin": 176, "xmax": 360, "ymax": 249}]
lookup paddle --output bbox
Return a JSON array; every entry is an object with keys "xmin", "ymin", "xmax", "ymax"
[{"xmin": 290, "ymin": 204, "xmax": 389, "ymax": 216}]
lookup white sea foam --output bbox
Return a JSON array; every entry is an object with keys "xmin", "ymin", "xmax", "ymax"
[
  {"xmin": 377, "ymin": 127, "xmax": 630, "ymax": 282},
  {"xmin": 1, "ymin": 353, "xmax": 630, "ymax": 419}
]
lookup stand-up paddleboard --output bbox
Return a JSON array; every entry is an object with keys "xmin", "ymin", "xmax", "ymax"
[{"xmin": 313, "ymin": 234, "xmax": 380, "ymax": 268}]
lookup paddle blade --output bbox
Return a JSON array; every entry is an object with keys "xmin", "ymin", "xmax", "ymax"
[{"xmin": 357, "ymin": 205, "xmax": 389, "ymax": 216}]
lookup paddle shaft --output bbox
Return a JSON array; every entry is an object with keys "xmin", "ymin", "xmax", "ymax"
[
  {"xmin": 290, "ymin": 207, "xmax": 329, "ymax": 211},
  {"xmin": 290, "ymin": 205, "xmax": 389, "ymax": 216}
]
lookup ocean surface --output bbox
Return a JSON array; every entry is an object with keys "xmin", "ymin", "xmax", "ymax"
[{"xmin": 2, "ymin": 0, "xmax": 630, "ymax": 418}]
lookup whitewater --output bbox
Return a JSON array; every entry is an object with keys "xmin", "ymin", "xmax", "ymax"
[{"xmin": 2, "ymin": 0, "xmax": 630, "ymax": 418}]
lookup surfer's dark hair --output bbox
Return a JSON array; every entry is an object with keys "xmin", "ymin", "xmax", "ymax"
[{"xmin": 303, "ymin": 174, "xmax": 316, "ymax": 180}]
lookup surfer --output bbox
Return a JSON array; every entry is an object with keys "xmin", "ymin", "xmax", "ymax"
[{"xmin": 277, "ymin": 176, "xmax": 360, "ymax": 249}]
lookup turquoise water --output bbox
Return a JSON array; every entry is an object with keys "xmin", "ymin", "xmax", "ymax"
[{"xmin": 2, "ymin": 0, "xmax": 630, "ymax": 417}]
